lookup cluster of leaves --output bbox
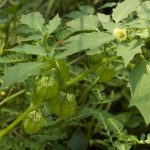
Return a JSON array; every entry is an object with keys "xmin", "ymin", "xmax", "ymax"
[{"xmin": 1, "ymin": 0, "xmax": 150, "ymax": 149}]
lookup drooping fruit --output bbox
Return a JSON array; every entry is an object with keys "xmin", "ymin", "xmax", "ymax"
[
  {"xmin": 23, "ymin": 110, "xmax": 44, "ymax": 134},
  {"xmin": 97, "ymin": 63, "xmax": 115, "ymax": 83},
  {"xmin": 32, "ymin": 76, "xmax": 58, "ymax": 104},
  {"xmin": 49, "ymin": 92, "xmax": 76, "ymax": 119}
]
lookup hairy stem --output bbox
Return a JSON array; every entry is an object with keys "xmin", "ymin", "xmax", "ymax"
[
  {"xmin": 0, "ymin": 89, "xmax": 25, "ymax": 106},
  {"xmin": 66, "ymin": 56, "xmax": 117, "ymax": 87},
  {"xmin": 0, "ymin": 103, "xmax": 36, "ymax": 138},
  {"xmin": 45, "ymin": 0, "xmax": 55, "ymax": 17},
  {"xmin": 66, "ymin": 64, "xmax": 99, "ymax": 87}
]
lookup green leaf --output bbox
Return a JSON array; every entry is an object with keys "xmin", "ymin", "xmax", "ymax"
[
  {"xmin": 79, "ymin": 5, "xmax": 95, "ymax": 15},
  {"xmin": 99, "ymin": 2, "xmax": 117, "ymax": 10},
  {"xmin": 115, "ymin": 141, "xmax": 132, "ymax": 150},
  {"xmin": 107, "ymin": 117, "xmax": 124, "ymax": 136},
  {"xmin": 115, "ymin": 40, "xmax": 142, "ymax": 67},
  {"xmin": 101, "ymin": 22, "xmax": 123, "ymax": 33},
  {"xmin": 86, "ymin": 48, "xmax": 102, "ymax": 55},
  {"xmin": 68, "ymin": 133, "xmax": 88, "ymax": 150},
  {"xmin": 126, "ymin": 19, "xmax": 150, "ymax": 29},
  {"xmin": 138, "ymin": 1, "xmax": 150, "ymax": 21},
  {"xmin": 57, "ymin": 32, "xmax": 114, "ymax": 58},
  {"xmin": 112, "ymin": 0, "xmax": 140, "ymax": 23},
  {"xmin": 0, "ymin": 54, "xmax": 28, "ymax": 64},
  {"xmin": 45, "ymin": 14, "xmax": 61, "ymax": 35},
  {"xmin": 97, "ymin": 13, "xmax": 117, "ymax": 33},
  {"xmin": 1, "ymin": 62, "xmax": 43, "ymax": 89},
  {"xmin": 128, "ymin": 60, "xmax": 147, "ymax": 94},
  {"xmin": 66, "ymin": 6, "xmax": 95, "ymax": 19},
  {"xmin": 65, "ymin": 11, "xmax": 83, "ymax": 19},
  {"xmin": 55, "ymin": 28, "xmax": 71, "ymax": 40},
  {"xmin": 20, "ymin": 12, "xmax": 45, "ymax": 32},
  {"xmin": 129, "ymin": 60, "xmax": 150, "ymax": 125},
  {"xmin": 21, "ymin": 34, "xmax": 43, "ymax": 41},
  {"xmin": 67, "ymin": 15, "xmax": 99, "ymax": 32},
  {"xmin": 65, "ymin": 33, "xmax": 84, "ymax": 43},
  {"xmin": 97, "ymin": 13, "xmax": 110, "ymax": 23},
  {"xmin": 7, "ymin": 44, "xmax": 46, "ymax": 56},
  {"xmin": 136, "ymin": 29, "xmax": 150, "ymax": 39}
]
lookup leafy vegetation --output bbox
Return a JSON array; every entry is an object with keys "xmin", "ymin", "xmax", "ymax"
[{"xmin": 0, "ymin": 0, "xmax": 150, "ymax": 149}]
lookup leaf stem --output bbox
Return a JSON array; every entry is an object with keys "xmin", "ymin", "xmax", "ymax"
[
  {"xmin": 66, "ymin": 56, "xmax": 117, "ymax": 87},
  {"xmin": 79, "ymin": 77, "xmax": 99, "ymax": 104},
  {"xmin": 0, "ymin": 103, "xmax": 36, "ymax": 138},
  {"xmin": 67, "ymin": 54, "xmax": 85, "ymax": 65},
  {"xmin": 45, "ymin": 0, "xmax": 55, "ymax": 17},
  {"xmin": 66, "ymin": 63, "xmax": 99, "ymax": 87},
  {"xmin": 0, "ymin": 89, "xmax": 25, "ymax": 106}
]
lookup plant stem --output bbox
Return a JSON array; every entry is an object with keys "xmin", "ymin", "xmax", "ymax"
[
  {"xmin": 89, "ymin": 139, "xmax": 107, "ymax": 147},
  {"xmin": 0, "ymin": 103, "xmax": 36, "ymax": 138},
  {"xmin": 3, "ymin": 21, "xmax": 10, "ymax": 51},
  {"xmin": 67, "ymin": 54, "xmax": 85, "ymax": 65},
  {"xmin": 45, "ymin": 0, "xmax": 55, "ymax": 17},
  {"xmin": 79, "ymin": 77, "xmax": 99, "ymax": 104},
  {"xmin": 66, "ymin": 56, "xmax": 117, "ymax": 87},
  {"xmin": 66, "ymin": 64, "xmax": 99, "ymax": 87},
  {"xmin": 0, "ymin": 0, "xmax": 7, "ymax": 8},
  {"xmin": 0, "ymin": 89, "xmax": 25, "ymax": 106},
  {"xmin": 98, "ymin": 114, "xmax": 116, "ymax": 150}
]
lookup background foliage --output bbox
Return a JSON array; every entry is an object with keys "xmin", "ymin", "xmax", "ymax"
[{"xmin": 0, "ymin": 0, "xmax": 150, "ymax": 150}]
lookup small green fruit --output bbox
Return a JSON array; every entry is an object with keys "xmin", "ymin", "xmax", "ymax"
[
  {"xmin": 49, "ymin": 92, "xmax": 76, "ymax": 119},
  {"xmin": 32, "ymin": 77, "xmax": 58, "ymax": 104},
  {"xmin": 23, "ymin": 110, "xmax": 44, "ymax": 134},
  {"xmin": 97, "ymin": 63, "xmax": 115, "ymax": 83}
]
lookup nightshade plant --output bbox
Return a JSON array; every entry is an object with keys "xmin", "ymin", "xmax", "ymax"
[{"xmin": 0, "ymin": 0, "xmax": 150, "ymax": 149}]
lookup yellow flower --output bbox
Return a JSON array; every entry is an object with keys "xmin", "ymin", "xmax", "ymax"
[
  {"xmin": 0, "ymin": 91, "xmax": 6, "ymax": 96},
  {"xmin": 113, "ymin": 27, "xmax": 127, "ymax": 42}
]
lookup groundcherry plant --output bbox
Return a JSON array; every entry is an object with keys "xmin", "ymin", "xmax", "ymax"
[{"xmin": 0, "ymin": 0, "xmax": 150, "ymax": 149}]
